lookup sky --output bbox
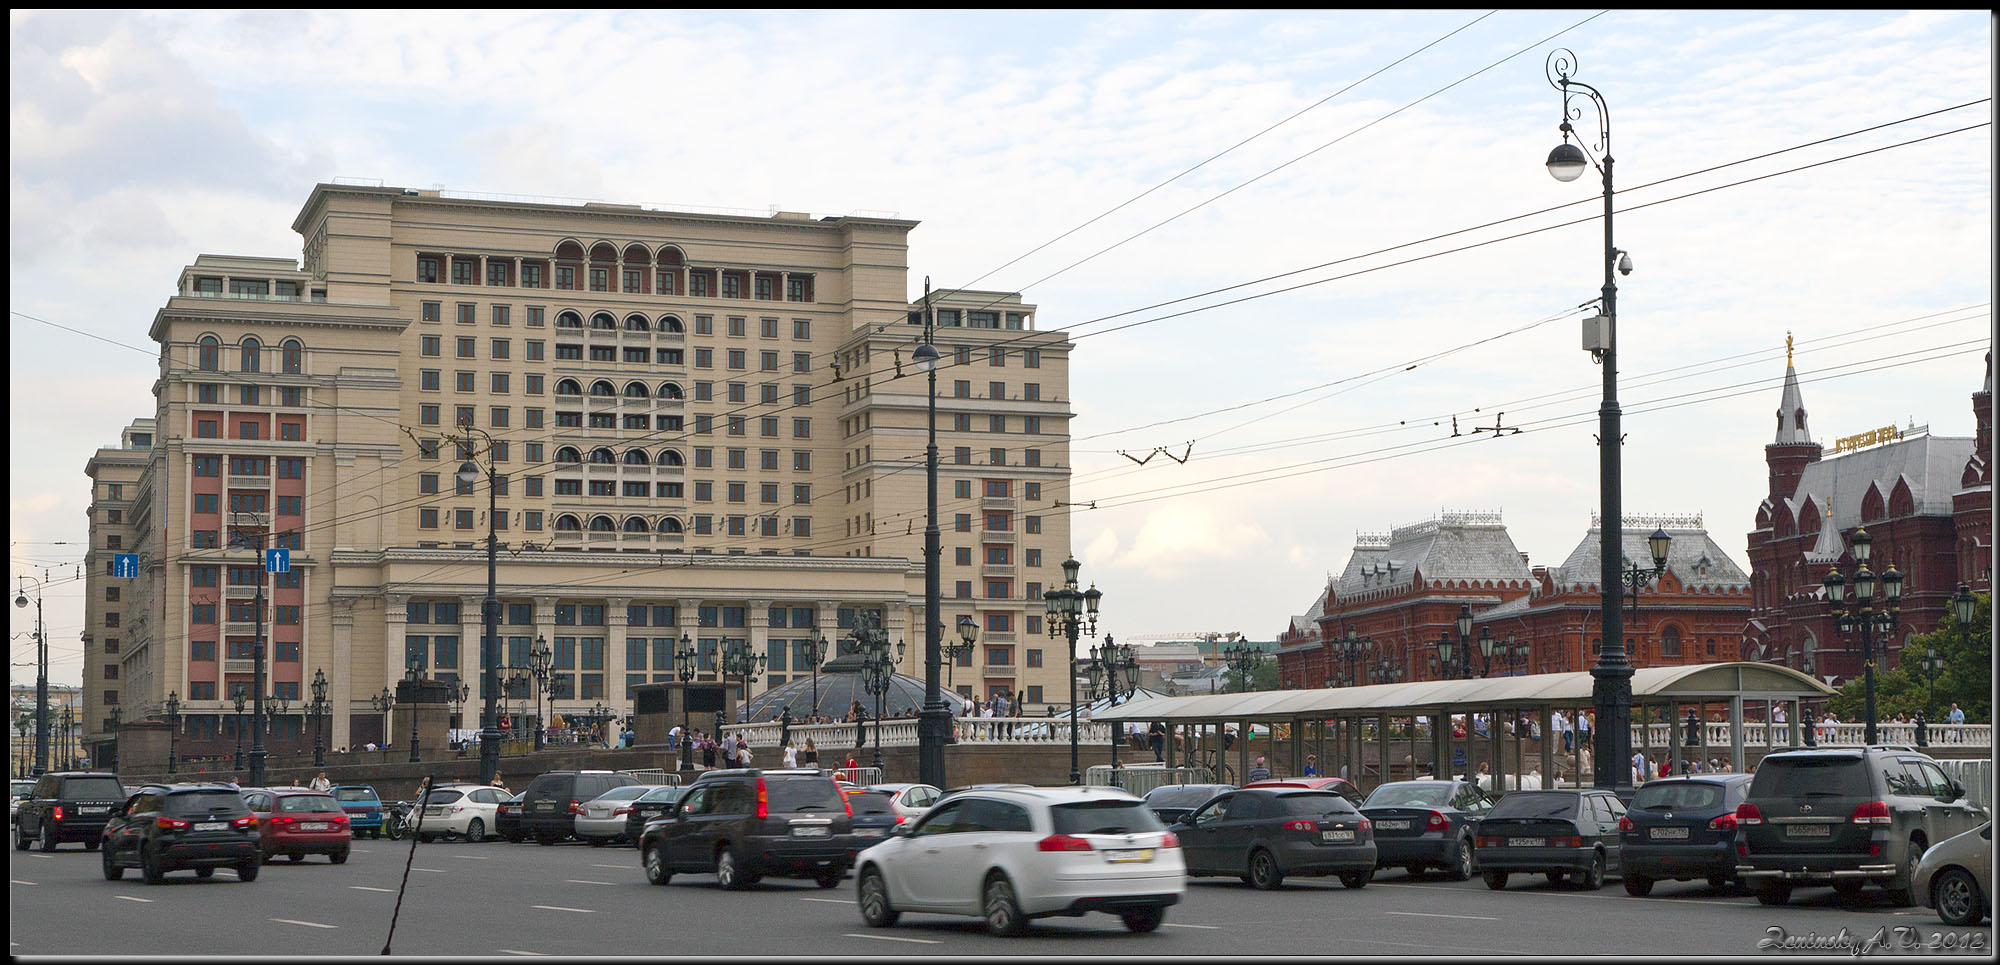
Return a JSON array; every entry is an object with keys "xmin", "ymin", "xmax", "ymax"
[{"xmin": 9, "ymin": 10, "xmax": 1994, "ymax": 685}]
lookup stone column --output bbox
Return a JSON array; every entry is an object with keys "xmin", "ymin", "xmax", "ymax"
[
  {"xmin": 329, "ymin": 599, "xmax": 355, "ymax": 751},
  {"xmin": 606, "ymin": 596, "xmax": 631, "ymax": 715},
  {"xmin": 381, "ymin": 593, "xmax": 409, "ymax": 739},
  {"xmin": 459, "ymin": 595, "xmax": 485, "ymax": 714},
  {"xmin": 745, "ymin": 600, "xmax": 772, "ymax": 706}
]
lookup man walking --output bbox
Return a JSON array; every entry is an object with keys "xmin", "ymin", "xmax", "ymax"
[
  {"xmin": 1947, "ymin": 702, "xmax": 1965, "ymax": 725},
  {"xmin": 309, "ymin": 771, "xmax": 332, "ymax": 792},
  {"xmin": 1247, "ymin": 756, "xmax": 1271, "ymax": 782}
]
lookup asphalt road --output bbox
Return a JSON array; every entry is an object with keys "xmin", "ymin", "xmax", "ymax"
[{"xmin": 8, "ymin": 835, "xmax": 1993, "ymax": 957}]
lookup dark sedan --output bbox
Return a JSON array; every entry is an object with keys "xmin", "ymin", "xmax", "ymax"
[
  {"xmin": 1619, "ymin": 774, "xmax": 1753, "ymax": 895},
  {"xmin": 622, "ymin": 786, "xmax": 688, "ymax": 845},
  {"xmin": 1142, "ymin": 784, "xmax": 1235, "ymax": 826},
  {"xmin": 843, "ymin": 789, "xmax": 899, "ymax": 848},
  {"xmin": 496, "ymin": 791, "xmax": 525, "ymax": 843},
  {"xmin": 1172, "ymin": 788, "xmax": 1376, "ymax": 889},
  {"xmin": 1476, "ymin": 789, "xmax": 1626, "ymax": 890},
  {"xmin": 1360, "ymin": 780, "xmax": 1493, "ymax": 881}
]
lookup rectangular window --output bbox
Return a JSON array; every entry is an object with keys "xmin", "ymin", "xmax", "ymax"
[
  {"xmin": 524, "ymin": 266, "xmax": 543, "ymax": 290},
  {"xmin": 1024, "ymin": 449, "xmax": 1041, "ymax": 468},
  {"xmin": 457, "ymin": 303, "xmax": 475, "ymax": 324},
  {"xmin": 418, "ymin": 257, "xmax": 441, "ymax": 284},
  {"xmin": 692, "ymin": 274, "xmax": 710, "ymax": 298},
  {"xmin": 694, "ymin": 348, "xmax": 713, "ymax": 369},
  {"xmin": 1023, "ymin": 383, "xmax": 1040, "ymax": 401},
  {"xmin": 955, "ymin": 581, "xmax": 972, "ymax": 599},
  {"xmin": 526, "ymin": 340, "xmax": 544, "ymax": 361},
  {"xmin": 421, "ymin": 302, "xmax": 441, "ymax": 323},
  {"xmin": 421, "ymin": 369, "xmax": 440, "ymax": 391},
  {"xmin": 193, "ymin": 456, "xmax": 221, "ymax": 477},
  {"xmin": 418, "ymin": 508, "xmax": 438, "ymax": 529},
  {"xmin": 1024, "ymin": 349, "xmax": 1041, "ymax": 368},
  {"xmin": 556, "ymin": 344, "xmax": 583, "ymax": 360},
  {"xmin": 491, "ymin": 406, "xmax": 510, "ymax": 427},
  {"xmin": 1025, "ymin": 515, "xmax": 1042, "ymax": 534},
  {"xmin": 727, "ymin": 349, "xmax": 745, "ymax": 370},
  {"xmin": 759, "ymin": 317, "xmax": 778, "ymax": 338},
  {"xmin": 589, "ymin": 268, "xmax": 608, "ymax": 292},
  {"xmin": 955, "ymin": 547, "xmax": 972, "ymax": 565},
  {"xmin": 760, "ymin": 417, "xmax": 778, "ymax": 437}
]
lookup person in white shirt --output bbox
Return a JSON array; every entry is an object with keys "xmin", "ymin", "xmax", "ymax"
[{"xmin": 782, "ymin": 743, "xmax": 798, "ymax": 768}]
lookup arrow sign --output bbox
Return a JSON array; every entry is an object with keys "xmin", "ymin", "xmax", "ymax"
[
  {"xmin": 265, "ymin": 548, "xmax": 290, "ymax": 574},
  {"xmin": 113, "ymin": 554, "xmax": 139, "ymax": 579}
]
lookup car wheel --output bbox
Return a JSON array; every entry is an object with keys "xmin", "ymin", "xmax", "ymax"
[
  {"xmin": 83, "ymin": 838, "xmax": 99, "ymax": 852},
  {"xmin": 715, "ymin": 847, "xmax": 746, "ymax": 891},
  {"xmin": 237, "ymin": 858, "xmax": 260, "ymax": 882},
  {"xmin": 1624, "ymin": 873, "xmax": 1654, "ymax": 897},
  {"xmin": 1706, "ymin": 873, "xmax": 1731, "ymax": 891},
  {"xmin": 417, "ymin": 832, "xmax": 436, "ymax": 844},
  {"xmin": 39, "ymin": 823, "xmax": 57, "ymax": 852},
  {"xmin": 1483, "ymin": 870, "xmax": 1508, "ymax": 890},
  {"xmin": 196, "ymin": 867, "xmax": 215, "ymax": 879},
  {"xmin": 1248, "ymin": 849, "xmax": 1284, "ymax": 890},
  {"xmin": 1756, "ymin": 881, "xmax": 1792, "ymax": 906},
  {"xmin": 858, "ymin": 868, "xmax": 899, "ymax": 927},
  {"xmin": 643, "ymin": 843, "xmax": 673, "ymax": 885},
  {"xmin": 465, "ymin": 819, "xmax": 485, "ymax": 843},
  {"xmin": 289, "ymin": 853, "xmax": 306, "ymax": 863},
  {"xmin": 140, "ymin": 844, "xmax": 165, "ymax": 885},
  {"xmin": 1934, "ymin": 867, "xmax": 1985, "ymax": 927},
  {"xmin": 1449, "ymin": 842, "xmax": 1474, "ymax": 881},
  {"xmin": 815, "ymin": 868, "xmax": 843, "ymax": 889},
  {"xmin": 983, "ymin": 874, "xmax": 1029, "ymax": 936},
  {"xmin": 1339, "ymin": 868, "xmax": 1371, "ymax": 889},
  {"xmin": 101, "ymin": 846, "xmax": 124, "ymax": 880},
  {"xmin": 1886, "ymin": 840, "xmax": 1925, "ymax": 907},
  {"xmin": 15, "ymin": 826, "xmax": 29, "ymax": 851},
  {"xmin": 1577, "ymin": 852, "xmax": 1605, "ymax": 890},
  {"xmin": 1120, "ymin": 906, "xmax": 1165, "ymax": 933},
  {"xmin": 588, "ymin": 836, "xmax": 607, "ymax": 848},
  {"xmin": 535, "ymin": 831, "xmax": 557, "ymax": 847},
  {"xmin": 331, "ymin": 850, "xmax": 349, "ymax": 865}
]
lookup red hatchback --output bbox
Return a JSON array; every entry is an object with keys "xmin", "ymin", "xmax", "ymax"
[{"xmin": 242, "ymin": 789, "xmax": 352, "ymax": 863}]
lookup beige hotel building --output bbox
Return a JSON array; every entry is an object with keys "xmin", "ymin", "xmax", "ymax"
[{"xmin": 81, "ymin": 183, "xmax": 1075, "ymax": 759}]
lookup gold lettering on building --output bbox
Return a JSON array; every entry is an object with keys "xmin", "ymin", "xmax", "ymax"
[{"xmin": 1830, "ymin": 424, "xmax": 1901, "ymax": 454}]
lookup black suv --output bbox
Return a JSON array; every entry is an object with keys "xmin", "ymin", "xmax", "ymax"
[
  {"xmin": 639, "ymin": 768, "xmax": 854, "ymax": 889},
  {"xmin": 14, "ymin": 771, "xmax": 125, "ymax": 851},
  {"xmin": 1736, "ymin": 746, "xmax": 1987, "ymax": 906},
  {"xmin": 101, "ymin": 784, "xmax": 262, "ymax": 884},
  {"xmin": 521, "ymin": 770, "xmax": 640, "ymax": 845},
  {"xmin": 1619, "ymin": 773, "xmax": 1753, "ymax": 895}
]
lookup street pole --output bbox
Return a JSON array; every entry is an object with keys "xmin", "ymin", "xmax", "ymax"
[
  {"xmin": 165, "ymin": 691, "xmax": 180, "ymax": 775},
  {"xmin": 459, "ymin": 437, "xmax": 504, "ymax": 786},
  {"xmin": 16, "ymin": 580, "xmax": 49, "ymax": 776},
  {"xmin": 915, "ymin": 277, "xmax": 949, "ymax": 790},
  {"xmin": 677, "ymin": 635, "xmax": 696, "ymax": 770}
]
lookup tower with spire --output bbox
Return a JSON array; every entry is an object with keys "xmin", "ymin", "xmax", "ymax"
[{"xmin": 1763, "ymin": 332, "xmax": 1822, "ymax": 511}]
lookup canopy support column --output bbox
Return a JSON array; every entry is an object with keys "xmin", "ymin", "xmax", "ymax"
[
  {"xmin": 1730, "ymin": 696, "xmax": 1745, "ymax": 773},
  {"xmin": 1433, "ymin": 706, "xmax": 1450, "ymax": 783},
  {"xmin": 1290, "ymin": 716, "xmax": 1304, "ymax": 778},
  {"xmin": 1539, "ymin": 706, "xmax": 1554, "ymax": 789}
]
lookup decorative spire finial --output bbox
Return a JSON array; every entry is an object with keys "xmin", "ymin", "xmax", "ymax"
[{"xmin": 1786, "ymin": 331, "xmax": 1793, "ymax": 367}]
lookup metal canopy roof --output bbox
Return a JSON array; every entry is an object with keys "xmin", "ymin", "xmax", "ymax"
[{"xmin": 1091, "ymin": 662, "xmax": 1835, "ymax": 723}]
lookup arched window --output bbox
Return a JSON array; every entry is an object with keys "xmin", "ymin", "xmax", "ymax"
[
  {"xmin": 658, "ymin": 517, "xmax": 684, "ymax": 534},
  {"xmin": 280, "ymin": 338, "xmax": 304, "ymax": 374},
  {"xmin": 623, "ymin": 516, "xmax": 650, "ymax": 533},
  {"xmin": 588, "ymin": 447, "xmax": 615, "ymax": 464},
  {"xmin": 197, "ymin": 335, "xmax": 221, "ymax": 371},
  {"xmin": 1660, "ymin": 625, "xmax": 1683, "ymax": 658},
  {"xmin": 623, "ymin": 381, "xmax": 649, "ymax": 398},
  {"xmin": 624, "ymin": 449, "xmax": 650, "ymax": 465},
  {"xmin": 241, "ymin": 337, "xmax": 262, "ymax": 372},
  {"xmin": 590, "ymin": 380, "xmax": 616, "ymax": 397},
  {"xmin": 555, "ymin": 379, "xmax": 583, "ymax": 396},
  {"xmin": 658, "ymin": 382, "xmax": 684, "ymax": 400},
  {"xmin": 588, "ymin": 515, "xmax": 616, "ymax": 532},
  {"xmin": 554, "ymin": 514, "xmax": 582, "ymax": 531},
  {"xmin": 659, "ymin": 449, "xmax": 685, "ymax": 467},
  {"xmin": 590, "ymin": 312, "xmax": 616, "ymax": 330},
  {"xmin": 556, "ymin": 311, "xmax": 583, "ymax": 329},
  {"xmin": 555, "ymin": 447, "xmax": 582, "ymax": 463},
  {"xmin": 624, "ymin": 314, "xmax": 650, "ymax": 332},
  {"xmin": 659, "ymin": 315, "xmax": 685, "ymax": 334}
]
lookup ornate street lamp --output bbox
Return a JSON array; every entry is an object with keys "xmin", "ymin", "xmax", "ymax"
[
  {"xmin": 1224, "ymin": 642, "xmax": 1266, "ymax": 693},
  {"xmin": 1546, "ymin": 47, "xmax": 1641, "ymax": 794},
  {"xmin": 371, "ymin": 687, "xmax": 395, "ymax": 750},
  {"xmin": 913, "ymin": 277, "xmax": 950, "ymax": 790},
  {"xmin": 1918, "ymin": 647, "xmax": 1945, "ymax": 723},
  {"xmin": 1090, "ymin": 635, "xmax": 1138, "ymax": 769},
  {"xmin": 310, "ymin": 668, "xmax": 329, "ymax": 768},
  {"xmin": 674, "ymin": 634, "xmax": 697, "ymax": 770},
  {"xmin": 270, "ymin": 694, "xmax": 292, "ymax": 754},
  {"xmin": 104, "ymin": 704, "xmax": 121, "ymax": 772},
  {"xmin": 226, "ymin": 514, "xmax": 271, "ymax": 787},
  {"xmin": 943, "ymin": 615, "xmax": 980, "ymax": 689},
  {"xmin": 1044, "ymin": 557, "xmax": 1103, "ymax": 785},
  {"xmin": 719, "ymin": 638, "xmax": 767, "ymax": 722},
  {"xmin": 528, "ymin": 635, "xmax": 553, "ymax": 750},
  {"xmin": 232, "ymin": 692, "xmax": 248, "ymax": 771},
  {"xmin": 801, "ymin": 633, "xmax": 828, "ymax": 719},
  {"xmin": 857, "ymin": 624, "xmax": 903, "ymax": 772},
  {"xmin": 1619, "ymin": 527, "xmax": 1674, "ymax": 620},
  {"xmin": 164, "ymin": 691, "xmax": 181, "ymax": 775},
  {"xmin": 1822, "ymin": 525, "xmax": 1900, "ymax": 745},
  {"xmin": 15, "ymin": 580, "xmax": 49, "ymax": 776}
]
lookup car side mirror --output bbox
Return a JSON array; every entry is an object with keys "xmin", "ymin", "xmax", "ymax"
[
  {"xmin": 1943, "ymin": 781, "xmax": 1963, "ymax": 802},
  {"xmin": 890, "ymin": 823, "xmax": 913, "ymax": 837}
]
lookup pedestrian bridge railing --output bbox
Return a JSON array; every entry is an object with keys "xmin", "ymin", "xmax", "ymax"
[
  {"xmin": 1085, "ymin": 764, "xmax": 1217, "ymax": 797},
  {"xmin": 1637, "ymin": 721, "xmax": 1989, "ymax": 749}
]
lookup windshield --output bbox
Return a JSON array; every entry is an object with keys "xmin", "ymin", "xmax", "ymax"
[
  {"xmin": 60, "ymin": 777, "xmax": 125, "ymax": 799},
  {"xmin": 279, "ymin": 795, "xmax": 342, "ymax": 813},
  {"xmin": 333, "ymin": 787, "xmax": 378, "ymax": 802},
  {"xmin": 1363, "ymin": 783, "xmax": 1454, "ymax": 808},
  {"xmin": 592, "ymin": 786, "xmax": 651, "ymax": 803},
  {"xmin": 1751, "ymin": 758, "xmax": 1870, "ymax": 798},
  {"xmin": 165, "ymin": 790, "xmax": 250, "ymax": 815},
  {"xmin": 767, "ymin": 777, "xmax": 845, "ymax": 813},
  {"xmin": 1050, "ymin": 800, "xmax": 1165, "ymax": 835},
  {"xmin": 1486, "ymin": 792, "xmax": 1579, "ymax": 819},
  {"xmin": 1633, "ymin": 782, "xmax": 1726, "ymax": 811},
  {"xmin": 848, "ymin": 791, "xmax": 895, "ymax": 816}
]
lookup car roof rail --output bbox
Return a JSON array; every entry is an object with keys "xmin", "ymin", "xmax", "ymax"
[{"xmin": 1869, "ymin": 744, "xmax": 1918, "ymax": 752}]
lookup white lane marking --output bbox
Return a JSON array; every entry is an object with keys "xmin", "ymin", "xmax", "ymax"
[
  {"xmin": 27, "ymin": 854, "xmax": 52, "ymax": 860},
  {"xmin": 1162, "ymin": 922, "xmax": 1221, "ymax": 929},
  {"xmin": 350, "ymin": 886, "xmax": 396, "ymax": 893},
  {"xmin": 271, "ymin": 918, "xmax": 338, "ymax": 929},
  {"xmin": 1344, "ymin": 937, "xmax": 1519, "ymax": 953},
  {"xmin": 1386, "ymin": 911, "xmax": 1500, "ymax": 921},
  {"xmin": 10, "ymin": 880, "xmax": 35, "ymax": 886},
  {"xmin": 844, "ymin": 933, "xmax": 942, "ymax": 945},
  {"xmin": 115, "ymin": 895, "xmax": 155, "ymax": 903},
  {"xmin": 414, "ymin": 868, "xmax": 448, "ymax": 873},
  {"xmin": 496, "ymin": 950, "xmax": 547, "ymax": 956},
  {"xmin": 454, "ymin": 855, "xmax": 491, "ymax": 860},
  {"xmin": 799, "ymin": 897, "xmax": 849, "ymax": 904},
  {"xmin": 532, "ymin": 905, "xmax": 595, "ymax": 913},
  {"xmin": 563, "ymin": 879, "xmax": 615, "ymax": 885},
  {"xmin": 590, "ymin": 863, "xmax": 629, "ymax": 869},
  {"xmin": 1377, "ymin": 879, "xmax": 1728, "ymax": 907}
]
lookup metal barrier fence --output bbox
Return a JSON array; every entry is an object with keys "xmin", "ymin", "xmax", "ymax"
[
  {"xmin": 1085, "ymin": 764, "xmax": 1217, "ymax": 797},
  {"xmin": 1938, "ymin": 759, "xmax": 1993, "ymax": 813},
  {"xmin": 830, "ymin": 765, "xmax": 884, "ymax": 786},
  {"xmin": 616, "ymin": 769, "xmax": 682, "ymax": 786}
]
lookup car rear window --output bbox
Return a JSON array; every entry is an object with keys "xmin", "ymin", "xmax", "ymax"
[
  {"xmin": 640, "ymin": 787, "xmax": 685, "ymax": 803},
  {"xmin": 1633, "ymin": 782, "xmax": 1726, "ymax": 811},
  {"xmin": 1487, "ymin": 792, "xmax": 1579, "ymax": 819},
  {"xmin": 594, "ymin": 786, "xmax": 650, "ymax": 802},
  {"xmin": 767, "ymin": 777, "xmax": 844, "ymax": 812},
  {"xmin": 424, "ymin": 789, "xmax": 467, "ymax": 805},
  {"xmin": 1278, "ymin": 792, "xmax": 1357, "ymax": 816},
  {"xmin": 333, "ymin": 788, "xmax": 378, "ymax": 802},
  {"xmin": 527, "ymin": 776, "xmax": 572, "ymax": 797},
  {"xmin": 1146, "ymin": 786, "xmax": 1224, "ymax": 809},
  {"xmin": 848, "ymin": 791, "xmax": 895, "ymax": 816},
  {"xmin": 1050, "ymin": 800, "xmax": 1165, "ymax": 835},
  {"xmin": 60, "ymin": 777, "xmax": 124, "ymax": 799},
  {"xmin": 279, "ymin": 795, "xmax": 342, "ymax": 813},
  {"xmin": 1362, "ymin": 783, "xmax": 1454, "ymax": 808},
  {"xmin": 165, "ymin": 790, "xmax": 250, "ymax": 816},
  {"xmin": 1751, "ymin": 757, "xmax": 1871, "ymax": 798}
]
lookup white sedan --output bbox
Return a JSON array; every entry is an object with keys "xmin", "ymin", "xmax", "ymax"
[
  {"xmin": 574, "ymin": 785, "xmax": 666, "ymax": 845},
  {"xmin": 417, "ymin": 784, "xmax": 508, "ymax": 842},
  {"xmin": 854, "ymin": 786, "xmax": 1184, "ymax": 935},
  {"xmin": 862, "ymin": 783, "xmax": 942, "ymax": 825}
]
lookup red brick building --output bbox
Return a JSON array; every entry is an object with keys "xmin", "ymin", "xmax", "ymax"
[{"xmin": 1744, "ymin": 352, "xmax": 1992, "ymax": 682}]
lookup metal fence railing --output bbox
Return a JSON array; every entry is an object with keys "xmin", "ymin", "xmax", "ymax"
[
  {"xmin": 617, "ymin": 769, "xmax": 682, "ymax": 786},
  {"xmin": 1086, "ymin": 764, "xmax": 1217, "ymax": 798},
  {"xmin": 829, "ymin": 765, "xmax": 884, "ymax": 786},
  {"xmin": 1937, "ymin": 759, "xmax": 1993, "ymax": 813}
]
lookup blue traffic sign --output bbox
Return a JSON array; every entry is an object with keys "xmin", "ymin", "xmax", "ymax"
[
  {"xmin": 265, "ymin": 548, "xmax": 290, "ymax": 573},
  {"xmin": 112, "ymin": 553, "xmax": 139, "ymax": 579}
]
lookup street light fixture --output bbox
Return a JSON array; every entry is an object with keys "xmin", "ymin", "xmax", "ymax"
[
  {"xmin": 232, "ymin": 692, "xmax": 248, "ymax": 771},
  {"xmin": 1090, "ymin": 636, "xmax": 1138, "ymax": 769},
  {"xmin": 914, "ymin": 277, "xmax": 950, "ymax": 791},
  {"xmin": 857, "ymin": 623, "xmax": 902, "ymax": 772},
  {"xmin": 456, "ymin": 429, "xmax": 506, "ymax": 786},
  {"xmin": 164, "ymin": 691, "xmax": 181, "ymax": 775},
  {"xmin": 371, "ymin": 687, "xmax": 395, "ymax": 750},
  {"xmin": 1546, "ymin": 47, "xmax": 1639, "ymax": 793},
  {"xmin": 1822, "ymin": 525, "xmax": 1901, "ymax": 745},
  {"xmin": 1044, "ymin": 557, "xmax": 1103, "ymax": 785},
  {"xmin": 310, "ymin": 669, "xmax": 329, "ymax": 768},
  {"xmin": 719, "ymin": 638, "xmax": 767, "ymax": 722},
  {"xmin": 270, "ymin": 694, "xmax": 292, "ymax": 754},
  {"xmin": 673, "ymin": 635, "xmax": 699, "ymax": 770},
  {"xmin": 528, "ymin": 635, "xmax": 553, "ymax": 750},
  {"xmin": 15, "ymin": 580, "xmax": 49, "ymax": 776},
  {"xmin": 943, "ymin": 615, "xmax": 980, "ymax": 690},
  {"xmin": 226, "ymin": 514, "xmax": 272, "ymax": 787},
  {"xmin": 801, "ymin": 633, "xmax": 828, "ymax": 719}
]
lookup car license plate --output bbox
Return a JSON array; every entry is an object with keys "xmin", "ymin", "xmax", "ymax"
[
  {"xmin": 425, "ymin": 807, "xmax": 445, "ymax": 815},
  {"xmin": 856, "ymin": 828, "xmax": 884, "ymax": 837},
  {"xmin": 792, "ymin": 826, "xmax": 829, "ymax": 838},
  {"xmin": 300, "ymin": 822, "xmax": 330, "ymax": 831},
  {"xmin": 1105, "ymin": 848, "xmax": 1155, "ymax": 863},
  {"xmin": 194, "ymin": 822, "xmax": 227, "ymax": 832},
  {"xmin": 1322, "ymin": 829, "xmax": 1355, "ymax": 842},
  {"xmin": 1785, "ymin": 823, "xmax": 1831, "ymax": 837},
  {"xmin": 1648, "ymin": 826, "xmax": 1689, "ymax": 840},
  {"xmin": 1507, "ymin": 837, "xmax": 1545, "ymax": 847},
  {"xmin": 533, "ymin": 802, "xmax": 555, "ymax": 810},
  {"xmin": 81, "ymin": 806, "xmax": 109, "ymax": 814},
  {"xmin": 1374, "ymin": 819, "xmax": 1410, "ymax": 830}
]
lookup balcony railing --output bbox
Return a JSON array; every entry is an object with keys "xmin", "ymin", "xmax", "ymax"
[{"xmin": 185, "ymin": 290, "xmax": 327, "ymax": 304}]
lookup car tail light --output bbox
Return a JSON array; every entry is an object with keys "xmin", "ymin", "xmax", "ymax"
[
  {"xmin": 841, "ymin": 789, "xmax": 853, "ymax": 819},
  {"xmin": 1551, "ymin": 836, "xmax": 1582, "ymax": 848},
  {"xmin": 156, "ymin": 817, "xmax": 190, "ymax": 831},
  {"xmin": 1617, "ymin": 816, "xmax": 1635, "ymax": 832},
  {"xmin": 612, "ymin": 807, "xmax": 633, "ymax": 817},
  {"xmin": 894, "ymin": 814, "xmax": 906, "ymax": 825},
  {"xmin": 755, "ymin": 778, "xmax": 768, "ymax": 820},
  {"xmin": 1426, "ymin": 810, "xmax": 1450, "ymax": 832},
  {"xmin": 1357, "ymin": 818, "xmax": 1371, "ymax": 833},
  {"xmin": 1708, "ymin": 813, "xmax": 1737, "ymax": 832},
  {"xmin": 1159, "ymin": 831, "xmax": 1180, "ymax": 849},
  {"xmin": 1735, "ymin": 803, "xmax": 1763, "ymax": 826},
  {"xmin": 52, "ymin": 806, "xmax": 65, "ymax": 822},
  {"xmin": 1478, "ymin": 836, "xmax": 1500, "ymax": 849},
  {"xmin": 1869, "ymin": 842, "xmax": 1883, "ymax": 857},
  {"xmin": 1282, "ymin": 819, "xmax": 1319, "ymax": 832},
  {"xmin": 1037, "ymin": 834, "xmax": 1094, "ymax": 852},
  {"xmin": 232, "ymin": 815, "xmax": 256, "ymax": 830},
  {"xmin": 568, "ymin": 800, "xmax": 583, "ymax": 815},
  {"xmin": 332, "ymin": 814, "xmax": 349, "ymax": 825},
  {"xmin": 1851, "ymin": 801, "xmax": 1891, "ymax": 825},
  {"xmin": 1737, "ymin": 841, "xmax": 1748, "ymax": 858}
]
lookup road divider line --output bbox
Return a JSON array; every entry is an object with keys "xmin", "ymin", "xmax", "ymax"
[
  {"xmin": 414, "ymin": 868, "xmax": 448, "ymax": 873},
  {"xmin": 1386, "ymin": 911, "xmax": 1499, "ymax": 921},
  {"xmin": 844, "ymin": 934, "xmax": 942, "ymax": 945},
  {"xmin": 799, "ymin": 897, "xmax": 848, "ymax": 903},
  {"xmin": 1378, "ymin": 880, "xmax": 1726, "ymax": 907},
  {"xmin": 496, "ymin": 950, "xmax": 546, "ymax": 956},
  {"xmin": 454, "ymin": 855, "xmax": 491, "ymax": 860},
  {"xmin": 532, "ymin": 905, "xmax": 595, "ymax": 913},
  {"xmin": 271, "ymin": 918, "xmax": 338, "ymax": 929},
  {"xmin": 114, "ymin": 895, "xmax": 154, "ymax": 903},
  {"xmin": 27, "ymin": 854, "xmax": 51, "ymax": 860},
  {"xmin": 350, "ymin": 886, "xmax": 396, "ymax": 893},
  {"xmin": 590, "ymin": 864, "xmax": 628, "ymax": 869},
  {"xmin": 9, "ymin": 880, "xmax": 35, "ymax": 886},
  {"xmin": 1162, "ymin": 922, "xmax": 1221, "ymax": 929},
  {"xmin": 563, "ymin": 879, "xmax": 615, "ymax": 885}
]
